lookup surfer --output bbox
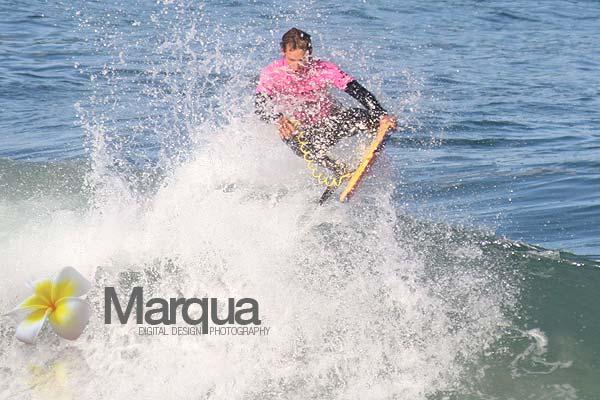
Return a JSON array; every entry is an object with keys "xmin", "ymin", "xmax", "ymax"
[{"xmin": 255, "ymin": 28, "xmax": 397, "ymax": 177}]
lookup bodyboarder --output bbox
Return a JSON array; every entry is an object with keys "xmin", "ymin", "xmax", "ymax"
[{"xmin": 255, "ymin": 28, "xmax": 397, "ymax": 178}]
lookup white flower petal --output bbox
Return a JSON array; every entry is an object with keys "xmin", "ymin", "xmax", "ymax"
[
  {"xmin": 52, "ymin": 266, "xmax": 91, "ymax": 300},
  {"xmin": 5, "ymin": 283, "xmax": 50, "ymax": 321},
  {"xmin": 48, "ymin": 297, "xmax": 90, "ymax": 341},
  {"xmin": 16, "ymin": 308, "xmax": 51, "ymax": 345},
  {"xmin": 5, "ymin": 306, "xmax": 35, "ymax": 321}
]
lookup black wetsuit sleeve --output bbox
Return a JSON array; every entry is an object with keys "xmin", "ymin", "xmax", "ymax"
[
  {"xmin": 254, "ymin": 92, "xmax": 282, "ymax": 123},
  {"xmin": 344, "ymin": 80, "xmax": 387, "ymax": 118}
]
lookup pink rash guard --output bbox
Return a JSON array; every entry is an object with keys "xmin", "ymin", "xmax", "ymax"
[{"xmin": 256, "ymin": 58, "xmax": 354, "ymax": 125}]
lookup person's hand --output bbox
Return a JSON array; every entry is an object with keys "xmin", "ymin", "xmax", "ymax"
[
  {"xmin": 277, "ymin": 116, "xmax": 296, "ymax": 140},
  {"xmin": 380, "ymin": 114, "xmax": 397, "ymax": 131}
]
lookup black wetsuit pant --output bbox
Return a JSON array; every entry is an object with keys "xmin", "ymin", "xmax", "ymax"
[{"xmin": 284, "ymin": 107, "xmax": 380, "ymax": 176}]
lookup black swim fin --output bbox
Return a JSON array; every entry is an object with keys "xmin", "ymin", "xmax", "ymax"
[{"xmin": 318, "ymin": 186, "xmax": 336, "ymax": 205}]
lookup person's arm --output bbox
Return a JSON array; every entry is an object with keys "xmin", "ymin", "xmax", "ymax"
[
  {"xmin": 254, "ymin": 92, "xmax": 282, "ymax": 123},
  {"xmin": 255, "ymin": 92, "xmax": 295, "ymax": 139},
  {"xmin": 344, "ymin": 80, "xmax": 387, "ymax": 118}
]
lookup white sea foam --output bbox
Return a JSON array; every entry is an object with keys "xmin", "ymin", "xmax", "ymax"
[{"xmin": 0, "ymin": 115, "xmax": 516, "ymax": 399}]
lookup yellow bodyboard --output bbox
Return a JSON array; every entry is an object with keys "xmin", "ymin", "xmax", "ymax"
[{"xmin": 339, "ymin": 120, "xmax": 394, "ymax": 202}]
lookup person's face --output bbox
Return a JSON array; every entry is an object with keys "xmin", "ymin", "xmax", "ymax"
[{"xmin": 282, "ymin": 47, "xmax": 309, "ymax": 72}]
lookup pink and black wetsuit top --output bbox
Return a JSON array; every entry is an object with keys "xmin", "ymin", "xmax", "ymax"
[{"xmin": 255, "ymin": 58, "xmax": 386, "ymax": 126}]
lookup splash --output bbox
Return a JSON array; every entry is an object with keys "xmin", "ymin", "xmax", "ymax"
[{"xmin": 0, "ymin": 1, "xmax": 520, "ymax": 399}]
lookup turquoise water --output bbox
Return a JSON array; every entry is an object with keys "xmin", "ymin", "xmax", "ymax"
[{"xmin": 1, "ymin": 1, "xmax": 599, "ymax": 399}]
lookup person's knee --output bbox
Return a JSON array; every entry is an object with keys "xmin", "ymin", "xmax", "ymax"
[{"xmin": 284, "ymin": 138, "xmax": 304, "ymax": 157}]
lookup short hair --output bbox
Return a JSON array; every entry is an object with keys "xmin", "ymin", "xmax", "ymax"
[{"xmin": 280, "ymin": 28, "xmax": 312, "ymax": 54}]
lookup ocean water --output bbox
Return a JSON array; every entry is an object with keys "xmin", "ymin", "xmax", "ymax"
[{"xmin": 0, "ymin": 0, "xmax": 599, "ymax": 399}]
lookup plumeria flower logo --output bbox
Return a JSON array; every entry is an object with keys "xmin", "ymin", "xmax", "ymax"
[{"xmin": 6, "ymin": 266, "xmax": 91, "ymax": 344}]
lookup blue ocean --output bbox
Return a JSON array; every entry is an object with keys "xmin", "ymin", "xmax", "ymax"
[{"xmin": 1, "ymin": 1, "xmax": 599, "ymax": 399}]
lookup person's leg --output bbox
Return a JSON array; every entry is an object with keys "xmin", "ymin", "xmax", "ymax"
[
  {"xmin": 284, "ymin": 127, "xmax": 350, "ymax": 177},
  {"xmin": 283, "ymin": 108, "xmax": 379, "ymax": 177},
  {"xmin": 323, "ymin": 107, "xmax": 380, "ymax": 145}
]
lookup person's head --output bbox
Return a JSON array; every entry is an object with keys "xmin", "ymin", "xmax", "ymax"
[{"xmin": 280, "ymin": 28, "xmax": 312, "ymax": 72}]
